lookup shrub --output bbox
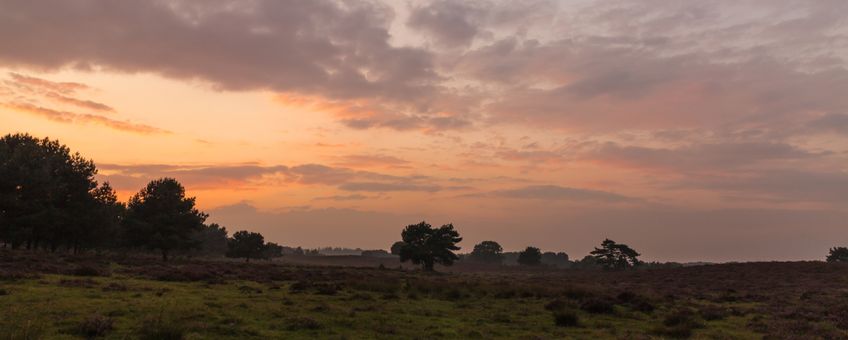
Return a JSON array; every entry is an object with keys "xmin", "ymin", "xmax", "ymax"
[
  {"xmin": 72, "ymin": 265, "xmax": 106, "ymax": 277},
  {"xmin": 654, "ymin": 309, "xmax": 703, "ymax": 339},
  {"xmin": 286, "ymin": 317, "xmax": 321, "ymax": 330},
  {"xmin": 77, "ymin": 314, "xmax": 114, "ymax": 338},
  {"xmin": 138, "ymin": 315, "xmax": 186, "ymax": 340},
  {"xmin": 580, "ymin": 298, "xmax": 615, "ymax": 314},
  {"xmin": 553, "ymin": 310, "xmax": 580, "ymax": 327}
]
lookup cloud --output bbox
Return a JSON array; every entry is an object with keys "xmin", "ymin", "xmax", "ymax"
[
  {"xmin": 338, "ymin": 182, "xmax": 440, "ymax": 192},
  {"xmin": 45, "ymin": 92, "xmax": 114, "ymax": 112},
  {"xmin": 3, "ymin": 102, "xmax": 168, "ymax": 134},
  {"xmin": 99, "ymin": 162, "xmax": 445, "ymax": 193},
  {"xmin": 313, "ymin": 194, "xmax": 371, "ymax": 201},
  {"xmin": 472, "ymin": 185, "xmax": 636, "ymax": 203},
  {"xmin": 0, "ymin": 0, "xmax": 440, "ymax": 108},
  {"xmin": 333, "ymin": 154, "xmax": 410, "ymax": 169}
]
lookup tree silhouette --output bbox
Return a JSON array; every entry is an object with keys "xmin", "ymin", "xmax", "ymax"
[
  {"xmin": 191, "ymin": 223, "xmax": 228, "ymax": 257},
  {"xmin": 124, "ymin": 178, "xmax": 208, "ymax": 261},
  {"xmin": 396, "ymin": 221, "xmax": 462, "ymax": 271},
  {"xmin": 826, "ymin": 247, "xmax": 848, "ymax": 262},
  {"xmin": 470, "ymin": 241, "xmax": 504, "ymax": 264},
  {"xmin": 390, "ymin": 241, "xmax": 404, "ymax": 256},
  {"xmin": 517, "ymin": 246, "xmax": 542, "ymax": 266},
  {"xmin": 590, "ymin": 239, "xmax": 641, "ymax": 270},
  {"xmin": 226, "ymin": 230, "xmax": 265, "ymax": 262},
  {"xmin": 0, "ymin": 133, "xmax": 100, "ymax": 251},
  {"xmin": 262, "ymin": 242, "xmax": 284, "ymax": 259}
]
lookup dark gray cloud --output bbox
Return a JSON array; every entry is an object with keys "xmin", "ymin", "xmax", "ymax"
[{"xmin": 0, "ymin": 0, "xmax": 439, "ymax": 105}]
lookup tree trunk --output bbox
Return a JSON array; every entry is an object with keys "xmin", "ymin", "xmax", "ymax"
[
  {"xmin": 162, "ymin": 250, "xmax": 169, "ymax": 262},
  {"xmin": 423, "ymin": 260, "xmax": 435, "ymax": 272}
]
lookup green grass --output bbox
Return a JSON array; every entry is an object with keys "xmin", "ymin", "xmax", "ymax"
[{"xmin": 0, "ymin": 273, "xmax": 764, "ymax": 339}]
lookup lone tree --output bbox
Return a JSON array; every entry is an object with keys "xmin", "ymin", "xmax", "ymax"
[
  {"xmin": 590, "ymin": 239, "xmax": 641, "ymax": 270},
  {"xmin": 470, "ymin": 241, "xmax": 504, "ymax": 264},
  {"xmin": 226, "ymin": 230, "xmax": 266, "ymax": 262},
  {"xmin": 827, "ymin": 247, "xmax": 848, "ymax": 262},
  {"xmin": 396, "ymin": 221, "xmax": 462, "ymax": 271},
  {"xmin": 124, "ymin": 178, "xmax": 208, "ymax": 261},
  {"xmin": 517, "ymin": 246, "xmax": 542, "ymax": 266}
]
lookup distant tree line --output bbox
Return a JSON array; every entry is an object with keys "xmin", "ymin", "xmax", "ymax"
[
  {"xmin": 5, "ymin": 133, "xmax": 845, "ymax": 267},
  {"xmin": 0, "ymin": 133, "xmax": 281, "ymax": 261}
]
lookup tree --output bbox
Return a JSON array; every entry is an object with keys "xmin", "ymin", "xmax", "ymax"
[
  {"xmin": 396, "ymin": 221, "xmax": 462, "ymax": 271},
  {"xmin": 590, "ymin": 239, "xmax": 641, "ymax": 270},
  {"xmin": 124, "ymin": 178, "xmax": 208, "ymax": 261},
  {"xmin": 827, "ymin": 247, "xmax": 848, "ymax": 262},
  {"xmin": 517, "ymin": 246, "xmax": 542, "ymax": 266},
  {"xmin": 226, "ymin": 230, "xmax": 266, "ymax": 262},
  {"xmin": 262, "ymin": 242, "xmax": 284, "ymax": 259},
  {"xmin": 390, "ymin": 241, "xmax": 405, "ymax": 255},
  {"xmin": 0, "ymin": 133, "xmax": 99, "ymax": 251},
  {"xmin": 191, "ymin": 223, "xmax": 228, "ymax": 257},
  {"xmin": 541, "ymin": 251, "xmax": 570, "ymax": 268},
  {"xmin": 470, "ymin": 241, "xmax": 504, "ymax": 264}
]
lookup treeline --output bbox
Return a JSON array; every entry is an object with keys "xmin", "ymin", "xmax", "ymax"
[
  {"xmin": 0, "ymin": 133, "xmax": 280, "ymax": 261},
  {"xmin": 389, "ymin": 222, "xmax": 647, "ymax": 271}
]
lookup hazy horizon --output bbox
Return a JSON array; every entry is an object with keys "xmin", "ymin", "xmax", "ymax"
[{"xmin": 1, "ymin": 0, "xmax": 846, "ymax": 262}]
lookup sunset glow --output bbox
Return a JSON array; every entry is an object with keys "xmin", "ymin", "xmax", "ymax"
[{"xmin": 2, "ymin": 0, "xmax": 846, "ymax": 262}]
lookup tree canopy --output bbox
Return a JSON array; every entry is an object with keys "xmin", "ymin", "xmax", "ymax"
[
  {"xmin": 470, "ymin": 241, "xmax": 504, "ymax": 264},
  {"xmin": 826, "ymin": 247, "xmax": 848, "ymax": 262},
  {"xmin": 396, "ymin": 221, "xmax": 462, "ymax": 271},
  {"xmin": 226, "ymin": 230, "xmax": 266, "ymax": 262},
  {"xmin": 517, "ymin": 246, "xmax": 542, "ymax": 266},
  {"xmin": 0, "ymin": 133, "xmax": 119, "ymax": 252},
  {"xmin": 590, "ymin": 239, "xmax": 641, "ymax": 270},
  {"xmin": 124, "ymin": 178, "xmax": 208, "ymax": 261}
]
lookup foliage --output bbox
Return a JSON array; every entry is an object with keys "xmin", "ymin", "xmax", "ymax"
[
  {"xmin": 541, "ymin": 251, "xmax": 570, "ymax": 267},
  {"xmin": 517, "ymin": 246, "xmax": 542, "ymax": 266},
  {"xmin": 396, "ymin": 221, "xmax": 462, "ymax": 271},
  {"xmin": 262, "ymin": 242, "xmax": 284, "ymax": 259},
  {"xmin": 190, "ymin": 223, "xmax": 228, "ymax": 257},
  {"xmin": 124, "ymin": 178, "xmax": 208, "ymax": 261},
  {"xmin": 227, "ymin": 230, "xmax": 266, "ymax": 262},
  {"xmin": 590, "ymin": 239, "xmax": 641, "ymax": 270},
  {"xmin": 0, "ymin": 133, "xmax": 118, "ymax": 252},
  {"xmin": 469, "ymin": 241, "xmax": 504, "ymax": 264},
  {"xmin": 826, "ymin": 247, "xmax": 848, "ymax": 262},
  {"xmin": 390, "ymin": 241, "xmax": 404, "ymax": 255}
]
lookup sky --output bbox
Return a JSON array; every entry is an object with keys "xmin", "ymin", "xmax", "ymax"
[{"xmin": 1, "ymin": 0, "xmax": 846, "ymax": 262}]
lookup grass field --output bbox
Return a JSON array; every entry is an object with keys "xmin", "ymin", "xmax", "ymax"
[{"xmin": 2, "ymin": 251, "xmax": 847, "ymax": 339}]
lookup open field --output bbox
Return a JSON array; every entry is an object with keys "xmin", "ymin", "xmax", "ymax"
[{"xmin": 2, "ymin": 251, "xmax": 848, "ymax": 339}]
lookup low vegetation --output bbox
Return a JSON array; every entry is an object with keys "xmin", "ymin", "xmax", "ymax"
[{"xmin": 2, "ymin": 251, "xmax": 848, "ymax": 339}]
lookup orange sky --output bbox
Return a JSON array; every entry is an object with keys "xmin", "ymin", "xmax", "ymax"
[{"xmin": 1, "ymin": 0, "xmax": 846, "ymax": 262}]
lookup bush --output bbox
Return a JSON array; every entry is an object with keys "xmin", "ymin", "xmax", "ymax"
[
  {"xmin": 78, "ymin": 314, "xmax": 114, "ymax": 338},
  {"xmin": 580, "ymin": 298, "xmax": 615, "ymax": 314},
  {"xmin": 654, "ymin": 309, "xmax": 703, "ymax": 339},
  {"xmin": 553, "ymin": 310, "xmax": 580, "ymax": 327},
  {"xmin": 286, "ymin": 317, "xmax": 321, "ymax": 330},
  {"xmin": 72, "ymin": 265, "xmax": 106, "ymax": 277},
  {"xmin": 138, "ymin": 315, "xmax": 186, "ymax": 340}
]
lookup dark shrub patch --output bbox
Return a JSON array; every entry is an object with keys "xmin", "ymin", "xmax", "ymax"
[
  {"xmin": 580, "ymin": 298, "xmax": 615, "ymax": 314},
  {"xmin": 545, "ymin": 298, "xmax": 568, "ymax": 311},
  {"xmin": 286, "ymin": 317, "xmax": 321, "ymax": 330},
  {"xmin": 617, "ymin": 291, "xmax": 637, "ymax": 303},
  {"xmin": 77, "ymin": 314, "xmax": 114, "ymax": 338},
  {"xmin": 102, "ymin": 282, "xmax": 128, "ymax": 292},
  {"xmin": 72, "ymin": 265, "xmax": 106, "ymax": 277},
  {"xmin": 654, "ymin": 309, "xmax": 703, "ymax": 339},
  {"xmin": 289, "ymin": 281, "xmax": 309, "ymax": 293},
  {"xmin": 0, "ymin": 288, "xmax": 7, "ymax": 296},
  {"xmin": 553, "ymin": 310, "xmax": 580, "ymax": 327},
  {"xmin": 138, "ymin": 315, "xmax": 186, "ymax": 340},
  {"xmin": 699, "ymin": 306, "xmax": 729, "ymax": 321}
]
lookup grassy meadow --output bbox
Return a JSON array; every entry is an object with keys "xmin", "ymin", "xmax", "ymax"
[{"xmin": 1, "ymin": 251, "xmax": 847, "ymax": 339}]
